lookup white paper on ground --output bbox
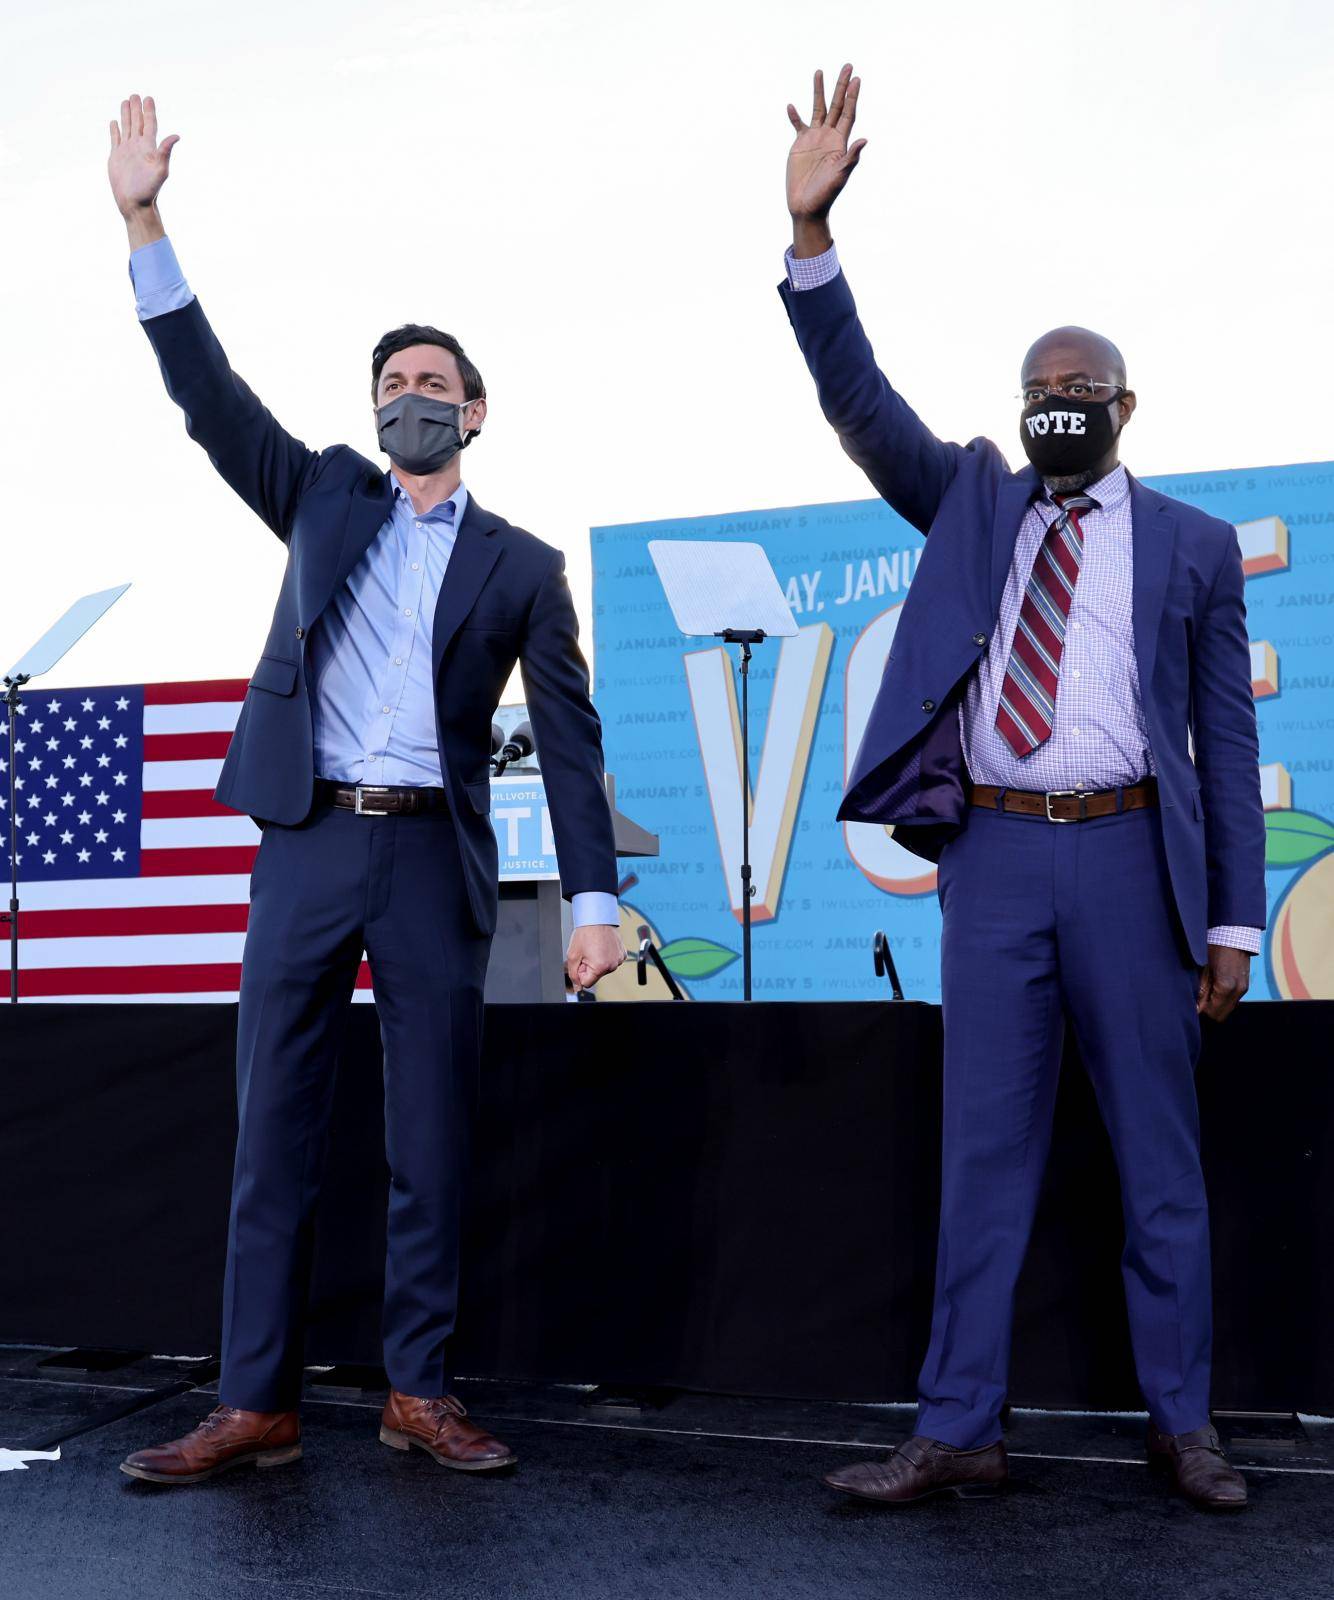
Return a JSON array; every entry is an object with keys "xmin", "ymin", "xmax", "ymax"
[{"xmin": 0, "ymin": 1447, "xmax": 61, "ymax": 1472}]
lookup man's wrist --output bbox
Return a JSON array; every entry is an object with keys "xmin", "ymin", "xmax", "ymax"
[
  {"xmin": 123, "ymin": 203, "xmax": 165, "ymax": 252},
  {"xmin": 791, "ymin": 215, "xmax": 834, "ymax": 259}
]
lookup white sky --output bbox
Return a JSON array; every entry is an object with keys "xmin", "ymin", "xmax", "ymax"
[{"xmin": 3, "ymin": 0, "xmax": 1331, "ymax": 691}]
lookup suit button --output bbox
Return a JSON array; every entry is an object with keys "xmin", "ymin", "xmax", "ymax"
[
  {"xmin": 922, "ymin": 699, "xmax": 936, "ymax": 713},
  {"xmin": 295, "ymin": 626, "xmax": 305, "ymax": 639},
  {"xmin": 972, "ymin": 632, "xmax": 987, "ymax": 647}
]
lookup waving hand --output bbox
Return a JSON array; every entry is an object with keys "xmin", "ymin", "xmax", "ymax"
[
  {"xmin": 108, "ymin": 93, "xmax": 178, "ymax": 247},
  {"xmin": 786, "ymin": 65, "xmax": 866, "ymax": 255}
]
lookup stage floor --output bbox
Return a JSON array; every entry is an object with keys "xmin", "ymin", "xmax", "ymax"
[{"xmin": 1, "ymin": 1347, "xmax": 1330, "ymax": 1600}]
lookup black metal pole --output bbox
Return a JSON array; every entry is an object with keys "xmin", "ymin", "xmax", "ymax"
[
  {"xmin": 5, "ymin": 675, "xmax": 27, "ymax": 1004},
  {"xmin": 739, "ymin": 641, "xmax": 752, "ymax": 1002}
]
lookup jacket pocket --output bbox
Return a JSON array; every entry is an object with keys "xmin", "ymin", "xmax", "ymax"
[
  {"xmin": 465, "ymin": 777, "xmax": 492, "ymax": 815},
  {"xmin": 1191, "ymin": 787, "xmax": 1205, "ymax": 822},
  {"xmin": 248, "ymin": 655, "xmax": 299, "ymax": 696}
]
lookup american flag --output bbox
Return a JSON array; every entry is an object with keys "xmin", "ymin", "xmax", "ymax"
[{"xmin": 1, "ymin": 679, "xmax": 373, "ymax": 1002}]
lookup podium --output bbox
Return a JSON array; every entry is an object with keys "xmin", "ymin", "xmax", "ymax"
[{"xmin": 484, "ymin": 771, "xmax": 658, "ymax": 1003}]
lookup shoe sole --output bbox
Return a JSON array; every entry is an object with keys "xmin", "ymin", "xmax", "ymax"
[
  {"xmin": 119, "ymin": 1445, "xmax": 303, "ymax": 1485},
  {"xmin": 823, "ymin": 1473, "xmax": 1003, "ymax": 1505},
  {"xmin": 1146, "ymin": 1452, "xmax": 1248, "ymax": 1510},
  {"xmin": 380, "ymin": 1424, "xmax": 517, "ymax": 1471}
]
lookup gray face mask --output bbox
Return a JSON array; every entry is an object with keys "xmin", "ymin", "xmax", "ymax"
[{"xmin": 375, "ymin": 392, "xmax": 477, "ymax": 475}]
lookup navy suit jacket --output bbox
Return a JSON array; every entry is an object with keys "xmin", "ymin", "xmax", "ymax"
[
  {"xmin": 780, "ymin": 269, "xmax": 1265, "ymax": 965},
  {"xmin": 141, "ymin": 298, "xmax": 617, "ymax": 937}
]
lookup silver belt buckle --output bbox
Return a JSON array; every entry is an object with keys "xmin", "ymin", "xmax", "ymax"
[
  {"xmin": 354, "ymin": 785, "xmax": 392, "ymax": 816},
  {"xmin": 1044, "ymin": 788, "xmax": 1086, "ymax": 823}
]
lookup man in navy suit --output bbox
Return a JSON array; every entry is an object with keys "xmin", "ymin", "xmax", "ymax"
[
  {"xmin": 781, "ymin": 67, "xmax": 1263, "ymax": 1512},
  {"xmin": 107, "ymin": 94, "xmax": 624, "ymax": 1484}
]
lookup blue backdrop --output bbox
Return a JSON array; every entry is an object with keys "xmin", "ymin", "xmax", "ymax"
[{"xmin": 591, "ymin": 461, "xmax": 1334, "ymax": 1002}]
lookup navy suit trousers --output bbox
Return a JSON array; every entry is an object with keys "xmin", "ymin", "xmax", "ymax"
[
  {"xmin": 917, "ymin": 803, "xmax": 1209, "ymax": 1448},
  {"xmin": 219, "ymin": 797, "xmax": 491, "ymax": 1411}
]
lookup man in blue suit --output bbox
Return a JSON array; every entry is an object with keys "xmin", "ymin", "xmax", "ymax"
[
  {"xmin": 781, "ymin": 67, "xmax": 1263, "ymax": 1512},
  {"xmin": 107, "ymin": 94, "xmax": 624, "ymax": 1484}
]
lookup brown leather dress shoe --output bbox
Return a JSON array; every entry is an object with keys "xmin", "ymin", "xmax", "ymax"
[
  {"xmin": 823, "ymin": 1436, "xmax": 1007, "ymax": 1504},
  {"xmin": 120, "ymin": 1405, "xmax": 301, "ymax": 1485},
  {"xmin": 1147, "ymin": 1423, "xmax": 1248, "ymax": 1510},
  {"xmin": 380, "ymin": 1389, "xmax": 517, "ymax": 1471}
]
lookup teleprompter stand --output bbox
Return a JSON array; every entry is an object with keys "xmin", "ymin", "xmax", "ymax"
[
  {"xmin": 3, "ymin": 584, "xmax": 131, "ymax": 1001},
  {"xmin": 647, "ymin": 540, "xmax": 797, "ymax": 1002}
]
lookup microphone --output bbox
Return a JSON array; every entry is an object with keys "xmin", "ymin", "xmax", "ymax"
[
  {"xmin": 491, "ymin": 723, "xmax": 504, "ymax": 755},
  {"xmin": 491, "ymin": 721, "xmax": 534, "ymax": 775}
]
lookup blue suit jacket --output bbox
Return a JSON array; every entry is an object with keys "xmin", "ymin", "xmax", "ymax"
[
  {"xmin": 141, "ymin": 298, "xmax": 618, "ymax": 937},
  {"xmin": 780, "ymin": 269, "xmax": 1265, "ymax": 964}
]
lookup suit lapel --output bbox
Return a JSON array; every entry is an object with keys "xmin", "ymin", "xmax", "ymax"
[
  {"xmin": 431, "ymin": 494, "xmax": 503, "ymax": 677},
  {"xmin": 328, "ymin": 469, "xmax": 396, "ymax": 605},
  {"xmin": 1128, "ymin": 473, "xmax": 1177, "ymax": 694},
  {"xmin": 991, "ymin": 465, "xmax": 1042, "ymax": 612}
]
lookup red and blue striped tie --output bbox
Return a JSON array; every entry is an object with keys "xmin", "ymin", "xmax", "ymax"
[{"xmin": 994, "ymin": 494, "xmax": 1098, "ymax": 758}]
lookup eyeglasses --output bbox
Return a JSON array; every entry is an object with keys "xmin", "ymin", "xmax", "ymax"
[{"xmin": 1017, "ymin": 381, "xmax": 1125, "ymax": 405}]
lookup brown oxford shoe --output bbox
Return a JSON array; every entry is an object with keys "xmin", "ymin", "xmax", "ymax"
[
  {"xmin": 380, "ymin": 1389, "xmax": 517, "ymax": 1471},
  {"xmin": 823, "ymin": 1436, "xmax": 1007, "ymax": 1504},
  {"xmin": 1147, "ymin": 1422, "xmax": 1248, "ymax": 1510},
  {"xmin": 120, "ymin": 1405, "xmax": 301, "ymax": 1485}
]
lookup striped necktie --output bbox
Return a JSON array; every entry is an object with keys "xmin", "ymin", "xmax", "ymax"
[{"xmin": 994, "ymin": 493, "xmax": 1098, "ymax": 758}]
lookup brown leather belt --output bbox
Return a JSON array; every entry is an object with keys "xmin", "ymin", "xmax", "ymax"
[
  {"xmin": 316, "ymin": 778, "xmax": 449, "ymax": 816},
  {"xmin": 970, "ymin": 777, "xmax": 1158, "ymax": 823}
]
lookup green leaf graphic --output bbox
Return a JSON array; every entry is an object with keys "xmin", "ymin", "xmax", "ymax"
[
  {"xmin": 1264, "ymin": 809, "xmax": 1334, "ymax": 869},
  {"xmin": 659, "ymin": 936, "xmax": 739, "ymax": 980}
]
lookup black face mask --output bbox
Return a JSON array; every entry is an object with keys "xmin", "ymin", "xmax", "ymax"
[
  {"xmin": 1019, "ymin": 394, "xmax": 1120, "ymax": 478},
  {"xmin": 375, "ymin": 392, "xmax": 475, "ymax": 475}
]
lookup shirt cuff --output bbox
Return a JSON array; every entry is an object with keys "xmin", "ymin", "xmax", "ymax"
[
  {"xmin": 784, "ymin": 242, "xmax": 841, "ymax": 291},
  {"xmin": 571, "ymin": 890, "xmax": 618, "ymax": 928},
  {"xmin": 1206, "ymin": 925, "xmax": 1262, "ymax": 954},
  {"xmin": 128, "ymin": 235, "xmax": 195, "ymax": 321}
]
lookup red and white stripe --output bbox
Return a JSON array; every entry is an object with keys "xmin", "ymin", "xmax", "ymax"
[{"xmin": 16, "ymin": 678, "xmax": 373, "ymax": 1002}]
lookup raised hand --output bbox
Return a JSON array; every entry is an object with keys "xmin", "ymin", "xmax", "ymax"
[
  {"xmin": 786, "ymin": 65, "xmax": 866, "ymax": 257},
  {"xmin": 108, "ymin": 94, "xmax": 178, "ymax": 223}
]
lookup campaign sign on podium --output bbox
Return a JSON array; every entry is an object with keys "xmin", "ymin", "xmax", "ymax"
[{"xmin": 491, "ymin": 773, "xmax": 560, "ymax": 881}]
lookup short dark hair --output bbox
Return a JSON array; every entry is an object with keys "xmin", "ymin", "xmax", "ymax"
[{"xmin": 370, "ymin": 323, "xmax": 486, "ymax": 405}]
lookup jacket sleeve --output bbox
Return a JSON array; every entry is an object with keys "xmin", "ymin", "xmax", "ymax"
[
  {"xmin": 778, "ymin": 269, "xmax": 963, "ymax": 534},
  {"xmin": 140, "ymin": 298, "xmax": 321, "ymax": 541},
  {"xmin": 1191, "ymin": 528, "xmax": 1267, "ymax": 930},
  {"xmin": 519, "ymin": 550, "xmax": 619, "ymax": 901}
]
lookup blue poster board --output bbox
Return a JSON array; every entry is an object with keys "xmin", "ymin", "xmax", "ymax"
[{"xmin": 591, "ymin": 461, "xmax": 1334, "ymax": 1001}]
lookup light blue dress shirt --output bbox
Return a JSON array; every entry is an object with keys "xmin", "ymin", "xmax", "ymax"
[{"xmin": 130, "ymin": 236, "xmax": 617, "ymax": 927}]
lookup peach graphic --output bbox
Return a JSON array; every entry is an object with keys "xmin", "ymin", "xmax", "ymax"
[
  {"xmin": 592, "ymin": 874, "xmax": 738, "ymax": 1002},
  {"xmin": 1264, "ymin": 810, "xmax": 1334, "ymax": 1001}
]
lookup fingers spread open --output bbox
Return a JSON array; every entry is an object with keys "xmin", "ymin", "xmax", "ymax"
[
  {"xmin": 120, "ymin": 99, "xmax": 131, "ymax": 139},
  {"xmin": 143, "ymin": 94, "xmax": 158, "ymax": 143},
  {"xmin": 786, "ymin": 103, "xmax": 808, "ymax": 133},
  {"xmin": 842, "ymin": 137, "xmax": 868, "ymax": 169},
  {"xmin": 129, "ymin": 93, "xmax": 143, "ymax": 137}
]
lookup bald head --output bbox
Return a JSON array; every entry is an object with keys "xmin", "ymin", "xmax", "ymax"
[{"xmin": 1021, "ymin": 326, "xmax": 1127, "ymax": 391}]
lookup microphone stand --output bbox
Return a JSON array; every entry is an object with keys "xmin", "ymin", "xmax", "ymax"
[{"xmin": 4, "ymin": 673, "xmax": 30, "ymax": 1003}]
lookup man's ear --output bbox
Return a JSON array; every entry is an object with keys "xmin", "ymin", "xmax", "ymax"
[
  {"xmin": 465, "ymin": 396, "xmax": 488, "ymax": 437},
  {"xmin": 1117, "ymin": 389, "xmax": 1137, "ymax": 427}
]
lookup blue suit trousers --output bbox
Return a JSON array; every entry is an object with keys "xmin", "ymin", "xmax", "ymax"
[
  {"xmin": 219, "ymin": 798, "xmax": 491, "ymax": 1411},
  {"xmin": 917, "ymin": 802, "xmax": 1210, "ymax": 1447}
]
